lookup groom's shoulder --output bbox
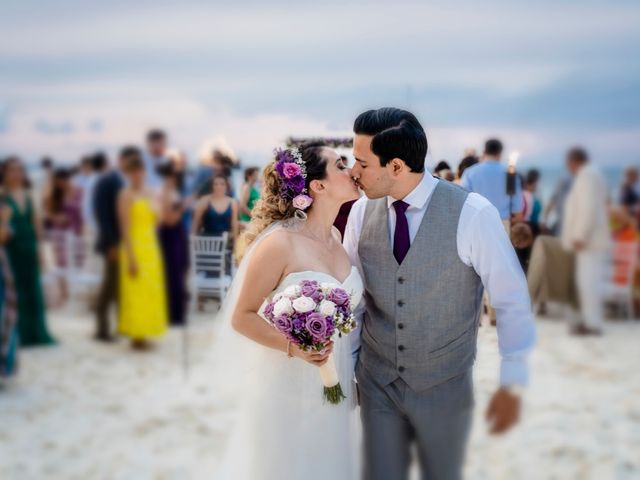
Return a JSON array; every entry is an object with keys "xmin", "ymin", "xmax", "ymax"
[
  {"xmin": 350, "ymin": 195, "xmax": 383, "ymax": 221},
  {"xmin": 463, "ymin": 191, "xmax": 495, "ymax": 216}
]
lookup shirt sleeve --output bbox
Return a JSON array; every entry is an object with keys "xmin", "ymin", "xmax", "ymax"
[
  {"xmin": 460, "ymin": 170, "xmax": 471, "ymax": 191},
  {"xmin": 460, "ymin": 196, "xmax": 536, "ymax": 386},
  {"xmin": 342, "ymin": 197, "xmax": 367, "ymax": 369}
]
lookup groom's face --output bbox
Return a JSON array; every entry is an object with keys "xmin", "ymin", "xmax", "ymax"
[{"xmin": 352, "ymin": 134, "xmax": 393, "ymax": 199}]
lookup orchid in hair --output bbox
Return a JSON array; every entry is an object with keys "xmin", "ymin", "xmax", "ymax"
[{"xmin": 274, "ymin": 147, "xmax": 313, "ymax": 211}]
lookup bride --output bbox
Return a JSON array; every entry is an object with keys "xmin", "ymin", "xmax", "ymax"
[{"xmin": 216, "ymin": 142, "xmax": 363, "ymax": 480}]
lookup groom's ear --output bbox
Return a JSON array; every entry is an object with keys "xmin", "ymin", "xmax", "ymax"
[{"xmin": 388, "ymin": 158, "xmax": 406, "ymax": 176}]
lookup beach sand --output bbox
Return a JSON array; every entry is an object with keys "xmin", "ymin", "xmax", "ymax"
[{"xmin": 1, "ymin": 306, "xmax": 639, "ymax": 480}]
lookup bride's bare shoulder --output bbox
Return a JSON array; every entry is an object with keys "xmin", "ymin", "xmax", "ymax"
[{"xmin": 251, "ymin": 228, "xmax": 296, "ymax": 258}]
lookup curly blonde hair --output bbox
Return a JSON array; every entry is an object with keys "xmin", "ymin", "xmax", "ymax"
[{"xmin": 236, "ymin": 143, "xmax": 328, "ymax": 261}]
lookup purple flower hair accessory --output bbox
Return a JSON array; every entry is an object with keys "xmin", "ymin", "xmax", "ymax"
[{"xmin": 274, "ymin": 147, "xmax": 313, "ymax": 211}]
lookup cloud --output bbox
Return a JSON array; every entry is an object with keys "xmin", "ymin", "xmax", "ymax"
[{"xmin": 0, "ymin": 1, "xmax": 639, "ymax": 164}]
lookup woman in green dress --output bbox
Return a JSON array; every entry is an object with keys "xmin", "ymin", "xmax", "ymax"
[
  {"xmin": 238, "ymin": 167, "xmax": 261, "ymax": 223},
  {"xmin": 1, "ymin": 157, "xmax": 55, "ymax": 347}
]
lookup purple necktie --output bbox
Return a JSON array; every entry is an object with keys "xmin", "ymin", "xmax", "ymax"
[{"xmin": 392, "ymin": 200, "xmax": 410, "ymax": 264}]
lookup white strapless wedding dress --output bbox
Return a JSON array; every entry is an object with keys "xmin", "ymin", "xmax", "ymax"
[{"xmin": 217, "ymin": 266, "xmax": 364, "ymax": 480}]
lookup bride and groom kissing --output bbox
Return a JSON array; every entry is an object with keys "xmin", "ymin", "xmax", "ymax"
[{"xmin": 219, "ymin": 107, "xmax": 536, "ymax": 480}]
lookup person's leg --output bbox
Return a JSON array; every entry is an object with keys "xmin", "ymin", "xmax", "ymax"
[
  {"xmin": 357, "ymin": 364, "xmax": 413, "ymax": 480},
  {"xmin": 576, "ymin": 251, "xmax": 605, "ymax": 331},
  {"xmin": 407, "ymin": 370, "xmax": 474, "ymax": 480},
  {"xmin": 95, "ymin": 255, "xmax": 117, "ymax": 340}
]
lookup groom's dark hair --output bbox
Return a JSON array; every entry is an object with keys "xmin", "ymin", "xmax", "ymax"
[{"xmin": 353, "ymin": 108, "xmax": 427, "ymax": 173}]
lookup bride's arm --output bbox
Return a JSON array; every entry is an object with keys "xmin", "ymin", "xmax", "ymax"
[{"xmin": 231, "ymin": 232, "xmax": 332, "ymax": 366}]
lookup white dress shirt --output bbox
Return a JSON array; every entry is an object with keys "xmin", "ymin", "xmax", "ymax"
[{"xmin": 343, "ymin": 173, "xmax": 536, "ymax": 386}]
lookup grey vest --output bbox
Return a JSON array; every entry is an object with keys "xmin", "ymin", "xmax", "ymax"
[{"xmin": 358, "ymin": 180, "xmax": 484, "ymax": 392}]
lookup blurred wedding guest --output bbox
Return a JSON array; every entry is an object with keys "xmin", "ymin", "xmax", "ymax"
[
  {"xmin": 1, "ymin": 157, "xmax": 55, "ymax": 346},
  {"xmin": 522, "ymin": 169, "xmax": 543, "ymax": 234},
  {"xmin": 192, "ymin": 174, "xmax": 239, "ymax": 239},
  {"xmin": 81, "ymin": 152, "xmax": 108, "ymax": 236},
  {"xmin": 117, "ymin": 149, "xmax": 168, "ymax": 350},
  {"xmin": 190, "ymin": 149, "xmax": 234, "ymax": 198},
  {"xmin": 238, "ymin": 167, "xmax": 261, "ymax": 223},
  {"xmin": 72, "ymin": 155, "xmax": 94, "ymax": 193},
  {"xmin": 619, "ymin": 166, "xmax": 640, "ymax": 216},
  {"xmin": 92, "ymin": 149, "xmax": 129, "ymax": 342},
  {"xmin": 511, "ymin": 222, "xmax": 534, "ymax": 273},
  {"xmin": 460, "ymin": 138, "xmax": 524, "ymax": 226},
  {"xmin": 43, "ymin": 168, "xmax": 83, "ymax": 302},
  {"xmin": 541, "ymin": 173, "xmax": 573, "ymax": 236},
  {"xmin": 34, "ymin": 156, "xmax": 55, "ymax": 213},
  {"xmin": 333, "ymin": 157, "xmax": 358, "ymax": 238},
  {"xmin": 143, "ymin": 129, "xmax": 168, "ymax": 190},
  {"xmin": 0, "ymin": 201, "xmax": 18, "ymax": 379},
  {"xmin": 334, "ymin": 199, "xmax": 357, "ymax": 239},
  {"xmin": 463, "ymin": 147, "xmax": 477, "ymax": 157},
  {"xmin": 433, "ymin": 160, "xmax": 451, "ymax": 177},
  {"xmin": 561, "ymin": 147, "xmax": 611, "ymax": 336},
  {"xmin": 157, "ymin": 163, "xmax": 189, "ymax": 326},
  {"xmin": 455, "ymin": 155, "xmax": 478, "ymax": 183},
  {"xmin": 167, "ymin": 149, "xmax": 189, "ymax": 195}
]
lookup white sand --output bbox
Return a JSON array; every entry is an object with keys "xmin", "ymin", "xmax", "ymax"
[{"xmin": 1, "ymin": 306, "xmax": 639, "ymax": 480}]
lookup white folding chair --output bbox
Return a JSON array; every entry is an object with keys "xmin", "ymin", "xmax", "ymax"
[
  {"xmin": 190, "ymin": 233, "xmax": 231, "ymax": 311},
  {"xmin": 602, "ymin": 240, "xmax": 638, "ymax": 320}
]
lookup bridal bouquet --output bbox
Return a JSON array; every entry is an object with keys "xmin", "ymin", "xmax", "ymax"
[{"xmin": 262, "ymin": 279, "xmax": 357, "ymax": 404}]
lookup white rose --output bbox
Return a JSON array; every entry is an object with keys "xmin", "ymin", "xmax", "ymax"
[
  {"xmin": 272, "ymin": 292, "xmax": 285, "ymax": 303},
  {"xmin": 283, "ymin": 285, "xmax": 302, "ymax": 298},
  {"xmin": 320, "ymin": 282, "xmax": 338, "ymax": 294},
  {"xmin": 273, "ymin": 298, "xmax": 294, "ymax": 317},
  {"xmin": 292, "ymin": 296, "xmax": 316, "ymax": 313},
  {"xmin": 318, "ymin": 300, "xmax": 337, "ymax": 317}
]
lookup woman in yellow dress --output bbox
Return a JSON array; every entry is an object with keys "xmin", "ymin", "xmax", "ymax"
[{"xmin": 117, "ymin": 149, "xmax": 168, "ymax": 350}]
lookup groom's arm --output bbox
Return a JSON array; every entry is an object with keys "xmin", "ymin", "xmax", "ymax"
[
  {"xmin": 463, "ymin": 195, "xmax": 536, "ymax": 386},
  {"xmin": 343, "ymin": 197, "xmax": 367, "ymax": 371},
  {"xmin": 461, "ymin": 194, "xmax": 536, "ymax": 433}
]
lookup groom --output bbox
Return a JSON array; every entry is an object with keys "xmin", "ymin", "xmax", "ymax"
[{"xmin": 343, "ymin": 108, "xmax": 536, "ymax": 480}]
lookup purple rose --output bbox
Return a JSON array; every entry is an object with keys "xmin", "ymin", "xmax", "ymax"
[
  {"xmin": 328, "ymin": 288, "xmax": 349, "ymax": 306},
  {"xmin": 282, "ymin": 162, "xmax": 302, "ymax": 179},
  {"xmin": 301, "ymin": 280, "xmax": 319, "ymax": 298},
  {"xmin": 274, "ymin": 315, "xmax": 293, "ymax": 333},
  {"xmin": 284, "ymin": 175, "xmax": 305, "ymax": 195},
  {"xmin": 305, "ymin": 312, "xmax": 329, "ymax": 341},
  {"xmin": 263, "ymin": 302, "xmax": 275, "ymax": 319}
]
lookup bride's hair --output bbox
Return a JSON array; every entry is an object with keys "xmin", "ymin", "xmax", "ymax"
[{"xmin": 237, "ymin": 142, "xmax": 328, "ymax": 260}]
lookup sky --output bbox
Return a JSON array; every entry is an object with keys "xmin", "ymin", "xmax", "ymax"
[{"xmin": 1, "ymin": 0, "xmax": 639, "ymax": 169}]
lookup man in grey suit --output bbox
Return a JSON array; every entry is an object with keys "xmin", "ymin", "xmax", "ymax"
[{"xmin": 343, "ymin": 108, "xmax": 536, "ymax": 480}]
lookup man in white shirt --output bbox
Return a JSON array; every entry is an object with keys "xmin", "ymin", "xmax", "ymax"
[
  {"xmin": 561, "ymin": 147, "xmax": 611, "ymax": 335},
  {"xmin": 143, "ymin": 129, "xmax": 168, "ymax": 190},
  {"xmin": 344, "ymin": 108, "xmax": 535, "ymax": 480}
]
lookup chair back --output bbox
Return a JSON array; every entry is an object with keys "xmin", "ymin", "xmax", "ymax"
[{"xmin": 190, "ymin": 233, "xmax": 228, "ymax": 278}]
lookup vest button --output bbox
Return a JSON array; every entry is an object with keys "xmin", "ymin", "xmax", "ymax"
[
  {"xmin": 398, "ymin": 345, "xmax": 405, "ymax": 351},
  {"xmin": 398, "ymin": 323, "xmax": 404, "ymax": 329},
  {"xmin": 397, "ymin": 300, "xmax": 405, "ymax": 307},
  {"xmin": 398, "ymin": 366, "xmax": 405, "ymax": 373},
  {"xmin": 398, "ymin": 277, "xmax": 405, "ymax": 284}
]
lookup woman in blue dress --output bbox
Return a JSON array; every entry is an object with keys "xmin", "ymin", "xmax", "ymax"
[{"xmin": 191, "ymin": 174, "xmax": 239, "ymax": 239}]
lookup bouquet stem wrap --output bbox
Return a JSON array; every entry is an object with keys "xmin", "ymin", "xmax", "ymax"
[{"xmin": 319, "ymin": 354, "xmax": 345, "ymax": 404}]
